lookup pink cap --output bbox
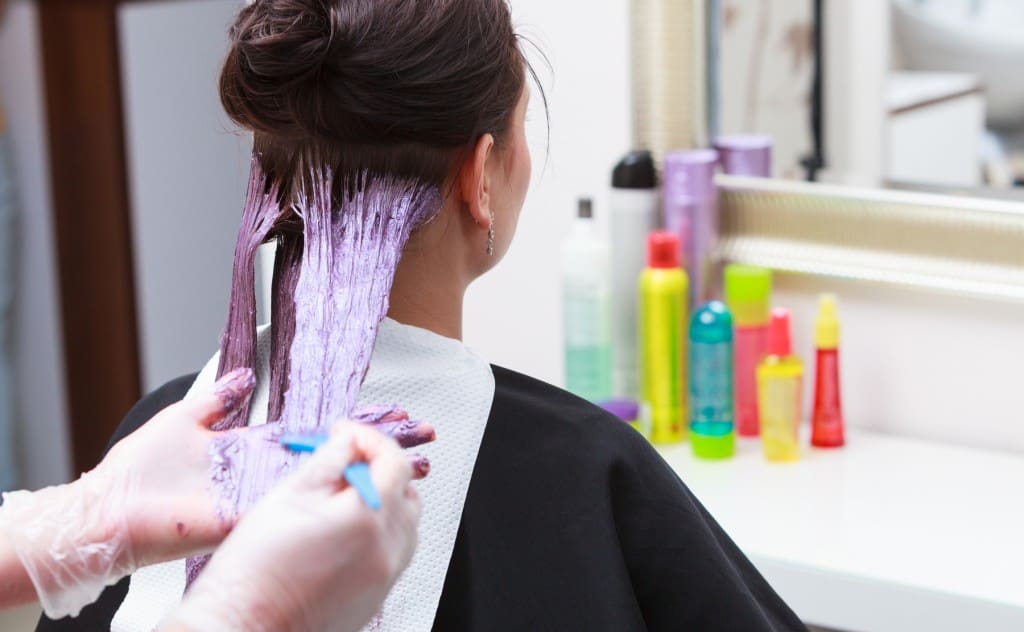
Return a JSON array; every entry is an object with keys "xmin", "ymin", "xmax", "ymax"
[{"xmin": 766, "ymin": 308, "xmax": 792, "ymax": 356}]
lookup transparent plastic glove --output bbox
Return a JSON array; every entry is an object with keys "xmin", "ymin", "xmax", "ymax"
[
  {"xmin": 166, "ymin": 422, "xmax": 422, "ymax": 632},
  {"xmin": 0, "ymin": 368, "xmax": 257, "ymax": 618},
  {"xmin": 185, "ymin": 404, "xmax": 435, "ymax": 584}
]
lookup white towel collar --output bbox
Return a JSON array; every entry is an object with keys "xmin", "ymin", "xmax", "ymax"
[{"xmin": 113, "ymin": 318, "xmax": 495, "ymax": 631}]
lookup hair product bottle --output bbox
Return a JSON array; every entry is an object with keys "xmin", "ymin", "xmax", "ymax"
[
  {"xmin": 812, "ymin": 294, "xmax": 845, "ymax": 448},
  {"xmin": 757, "ymin": 308, "xmax": 803, "ymax": 462},
  {"xmin": 562, "ymin": 198, "xmax": 613, "ymax": 402},
  {"xmin": 689, "ymin": 301, "xmax": 735, "ymax": 459},
  {"xmin": 609, "ymin": 150, "xmax": 660, "ymax": 402},
  {"xmin": 662, "ymin": 149, "xmax": 719, "ymax": 309},
  {"xmin": 713, "ymin": 134, "xmax": 773, "ymax": 177},
  {"xmin": 724, "ymin": 265, "xmax": 772, "ymax": 437},
  {"xmin": 599, "ymin": 399, "xmax": 645, "ymax": 436},
  {"xmin": 639, "ymin": 231, "xmax": 688, "ymax": 444}
]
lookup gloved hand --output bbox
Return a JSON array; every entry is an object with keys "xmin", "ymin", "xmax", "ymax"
[
  {"xmin": 350, "ymin": 404, "xmax": 435, "ymax": 478},
  {"xmin": 183, "ymin": 400, "xmax": 436, "ymax": 584},
  {"xmin": 0, "ymin": 368, "xmax": 259, "ymax": 618},
  {"xmin": 164, "ymin": 422, "xmax": 422, "ymax": 632},
  {"xmin": 0, "ymin": 367, "xmax": 435, "ymax": 619}
]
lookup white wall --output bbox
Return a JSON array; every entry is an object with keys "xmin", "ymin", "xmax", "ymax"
[
  {"xmin": 464, "ymin": 0, "xmax": 633, "ymax": 387},
  {"xmin": 118, "ymin": 0, "xmax": 254, "ymax": 392},
  {"xmin": 0, "ymin": 0, "xmax": 72, "ymax": 489}
]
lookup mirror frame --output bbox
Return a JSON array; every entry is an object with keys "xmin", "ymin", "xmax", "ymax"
[{"xmin": 717, "ymin": 175, "xmax": 1024, "ymax": 301}]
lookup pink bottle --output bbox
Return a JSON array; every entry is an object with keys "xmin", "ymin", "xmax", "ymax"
[{"xmin": 724, "ymin": 265, "xmax": 772, "ymax": 437}]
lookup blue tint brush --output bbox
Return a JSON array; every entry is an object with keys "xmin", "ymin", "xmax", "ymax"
[{"xmin": 280, "ymin": 433, "xmax": 382, "ymax": 510}]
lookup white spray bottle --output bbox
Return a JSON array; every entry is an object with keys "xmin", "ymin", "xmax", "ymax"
[
  {"xmin": 562, "ymin": 198, "xmax": 613, "ymax": 402},
  {"xmin": 609, "ymin": 150, "xmax": 660, "ymax": 401}
]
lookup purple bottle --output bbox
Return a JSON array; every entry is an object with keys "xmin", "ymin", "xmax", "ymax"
[
  {"xmin": 599, "ymin": 399, "xmax": 646, "ymax": 436},
  {"xmin": 713, "ymin": 135, "xmax": 773, "ymax": 177},
  {"xmin": 662, "ymin": 149, "xmax": 719, "ymax": 309}
]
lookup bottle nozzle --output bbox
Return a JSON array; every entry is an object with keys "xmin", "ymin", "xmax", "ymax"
[
  {"xmin": 577, "ymin": 198, "xmax": 593, "ymax": 219},
  {"xmin": 767, "ymin": 308, "xmax": 793, "ymax": 356},
  {"xmin": 815, "ymin": 294, "xmax": 840, "ymax": 350}
]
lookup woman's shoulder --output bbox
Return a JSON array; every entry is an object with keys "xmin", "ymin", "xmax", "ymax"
[{"xmin": 465, "ymin": 366, "xmax": 805, "ymax": 630}]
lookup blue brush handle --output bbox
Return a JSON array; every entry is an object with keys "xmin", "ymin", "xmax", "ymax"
[
  {"xmin": 279, "ymin": 433, "xmax": 381, "ymax": 510},
  {"xmin": 280, "ymin": 433, "xmax": 330, "ymax": 453}
]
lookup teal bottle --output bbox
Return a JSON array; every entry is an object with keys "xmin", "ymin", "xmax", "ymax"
[{"xmin": 689, "ymin": 301, "xmax": 735, "ymax": 459}]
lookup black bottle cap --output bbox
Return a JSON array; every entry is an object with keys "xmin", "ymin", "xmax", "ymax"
[{"xmin": 612, "ymin": 150, "xmax": 657, "ymax": 189}]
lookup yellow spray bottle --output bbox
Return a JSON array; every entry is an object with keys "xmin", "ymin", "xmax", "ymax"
[
  {"xmin": 639, "ymin": 231, "xmax": 688, "ymax": 443},
  {"xmin": 757, "ymin": 308, "xmax": 804, "ymax": 461}
]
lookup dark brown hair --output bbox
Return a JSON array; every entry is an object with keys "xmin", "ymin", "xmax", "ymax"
[{"xmin": 220, "ymin": 0, "xmax": 538, "ymax": 191}]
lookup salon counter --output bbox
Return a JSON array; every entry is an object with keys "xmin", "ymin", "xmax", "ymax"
[{"xmin": 658, "ymin": 431, "xmax": 1024, "ymax": 632}]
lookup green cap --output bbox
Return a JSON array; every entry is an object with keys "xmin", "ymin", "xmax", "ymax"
[
  {"xmin": 724, "ymin": 265, "xmax": 772, "ymax": 327},
  {"xmin": 691, "ymin": 432, "xmax": 735, "ymax": 459}
]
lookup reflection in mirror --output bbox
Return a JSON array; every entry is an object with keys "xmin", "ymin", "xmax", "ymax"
[
  {"xmin": 718, "ymin": 0, "xmax": 818, "ymax": 180},
  {"xmin": 716, "ymin": 0, "xmax": 1024, "ymax": 196},
  {"xmin": 891, "ymin": 0, "xmax": 1024, "ymax": 190}
]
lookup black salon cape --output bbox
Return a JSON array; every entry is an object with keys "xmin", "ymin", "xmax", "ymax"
[{"xmin": 38, "ymin": 366, "xmax": 804, "ymax": 631}]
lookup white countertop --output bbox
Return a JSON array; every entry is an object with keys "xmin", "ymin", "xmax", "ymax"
[{"xmin": 659, "ymin": 431, "xmax": 1024, "ymax": 632}]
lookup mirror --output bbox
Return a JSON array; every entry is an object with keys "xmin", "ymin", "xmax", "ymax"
[{"xmin": 714, "ymin": 0, "xmax": 1024, "ymax": 197}]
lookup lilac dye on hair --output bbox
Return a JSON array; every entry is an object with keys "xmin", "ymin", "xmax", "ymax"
[
  {"xmin": 281, "ymin": 167, "xmax": 440, "ymax": 427},
  {"xmin": 187, "ymin": 159, "xmax": 441, "ymax": 584},
  {"xmin": 213, "ymin": 158, "xmax": 285, "ymax": 431},
  {"xmin": 267, "ymin": 234, "xmax": 302, "ymax": 422}
]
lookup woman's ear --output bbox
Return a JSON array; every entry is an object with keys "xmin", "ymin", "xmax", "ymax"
[{"xmin": 458, "ymin": 133, "xmax": 496, "ymax": 228}]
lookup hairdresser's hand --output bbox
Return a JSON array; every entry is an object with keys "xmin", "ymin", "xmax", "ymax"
[
  {"xmin": 166, "ymin": 423, "xmax": 422, "ymax": 632},
  {"xmin": 103, "ymin": 368, "xmax": 258, "ymax": 566},
  {"xmin": 0, "ymin": 368, "xmax": 257, "ymax": 618}
]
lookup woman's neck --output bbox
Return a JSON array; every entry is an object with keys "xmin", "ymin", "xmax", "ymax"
[{"xmin": 387, "ymin": 253, "xmax": 467, "ymax": 341}]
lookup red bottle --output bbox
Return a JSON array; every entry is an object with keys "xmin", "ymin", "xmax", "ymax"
[{"xmin": 811, "ymin": 294, "xmax": 845, "ymax": 447}]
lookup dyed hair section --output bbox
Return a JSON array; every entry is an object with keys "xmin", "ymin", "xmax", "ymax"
[{"xmin": 189, "ymin": 165, "xmax": 441, "ymax": 583}]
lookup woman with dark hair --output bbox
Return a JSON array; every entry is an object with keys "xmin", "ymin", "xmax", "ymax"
[{"xmin": 41, "ymin": 0, "xmax": 804, "ymax": 629}]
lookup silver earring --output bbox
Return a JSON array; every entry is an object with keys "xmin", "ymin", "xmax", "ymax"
[{"xmin": 487, "ymin": 212, "xmax": 495, "ymax": 257}]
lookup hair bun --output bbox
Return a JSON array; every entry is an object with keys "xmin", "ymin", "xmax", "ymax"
[
  {"xmin": 219, "ymin": 0, "xmax": 532, "ymax": 181},
  {"xmin": 220, "ymin": 0, "xmax": 341, "ymax": 137}
]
